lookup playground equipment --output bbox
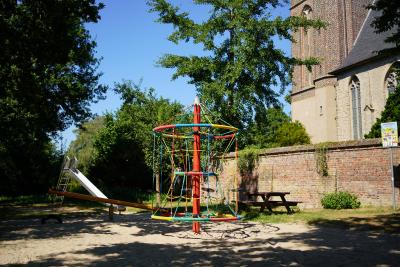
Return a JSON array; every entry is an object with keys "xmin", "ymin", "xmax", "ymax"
[
  {"xmin": 151, "ymin": 97, "xmax": 241, "ymax": 233},
  {"xmin": 50, "ymin": 157, "xmax": 155, "ymax": 212},
  {"xmin": 59, "ymin": 157, "xmax": 108, "ymax": 199}
]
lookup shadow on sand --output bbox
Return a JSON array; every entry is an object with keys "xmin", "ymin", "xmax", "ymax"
[{"xmin": 1, "ymin": 212, "xmax": 400, "ymax": 266}]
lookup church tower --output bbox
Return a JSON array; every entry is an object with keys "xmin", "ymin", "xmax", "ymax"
[{"xmin": 290, "ymin": 0, "xmax": 372, "ymax": 143}]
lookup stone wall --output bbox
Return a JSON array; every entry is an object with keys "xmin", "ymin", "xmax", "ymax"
[
  {"xmin": 335, "ymin": 56, "xmax": 400, "ymax": 141},
  {"xmin": 291, "ymin": 83, "xmax": 337, "ymax": 143},
  {"xmin": 220, "ymin": 139, "xmax": 400, "ymax": 208}
]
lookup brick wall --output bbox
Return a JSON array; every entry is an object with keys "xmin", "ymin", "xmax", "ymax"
[{"xmin": 219, "ymin": 139, "xmax": 400, "ymax": 208}]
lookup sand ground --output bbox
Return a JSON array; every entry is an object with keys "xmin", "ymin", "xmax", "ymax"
[{"xmin": 0, "ymin": 211, "xmax": 399, "ymax": 266}]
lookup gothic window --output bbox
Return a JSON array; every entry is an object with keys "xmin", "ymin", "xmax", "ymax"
[
  {"xmin": 350, "ymin": 77, "xmax": 362, "ymax": 139},
  {"xmin": 385, "ymin": 62, "xmax": 400, "ymax": 96},
  {"xmin": 301, "ymin": 5, "xmax": 313, "ymax": 87}
]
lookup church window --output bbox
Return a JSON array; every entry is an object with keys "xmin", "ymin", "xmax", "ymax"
[
  {"xmin": 385, "ymin": 62, "xmax": 399, "ymax": 96},
  {"xmin": 350, "ymin": 77, "xmax": 362, "ymax": 139}
]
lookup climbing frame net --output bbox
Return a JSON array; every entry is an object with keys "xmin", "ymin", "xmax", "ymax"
[{"xmin": 151, "ymin": 100, "xmax": 241, "ymax": 224}]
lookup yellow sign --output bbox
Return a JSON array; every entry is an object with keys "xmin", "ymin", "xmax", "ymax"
[{"xmin": 381, "ymin": 122, "xmax": 398, "ymax": 147}]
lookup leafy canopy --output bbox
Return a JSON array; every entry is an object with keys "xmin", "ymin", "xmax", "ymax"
[
  {"xmin": 247, "ymin": 107, "xmax": 289, "ymax": 147},
  {"xmin": 0, "ymin": 0, "xmax": 105, "ymax": 195},
  {"xmin": 365, "ymin": 79, "xmax": 400, "ymax": 138},
  {"xmin": 67, "ymin": 116, "xmax": 106, "ymax": 175},
  {"xmin": 0, "ymin": 0, "xmax": 106, "ymax": 140},
  {"xmin": 89, "ymin": 81, "xmax": 183, "ymax": 192},
  {"xmin": 367, "ymin": 0, "xmax": 400, "ymax": 48},
  {"xmin": 149, "ymin": 0, "xmax": 326, "ymax": 141},
  {"xmin": 275, "ymin": 121, "xmax": 310, "ymax": 147},
  {"xmin": 365, "ymin": 0, "xmax": 400, "ymax": 138}
]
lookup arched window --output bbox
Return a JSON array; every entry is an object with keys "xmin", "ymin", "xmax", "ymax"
[
  {"xmin": 385, "ymin": 62, "xmax": 400, "ymax": 96},
  {"xmin": 301, "ymin": 5, "xmax": 313, "ymax": 87},
  {"xmin": 350, "ymin": 76, "xmax": 362, "ymax": 139}
]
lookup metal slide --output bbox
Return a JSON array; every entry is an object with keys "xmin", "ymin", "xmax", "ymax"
[
  {"xmin": 68, "ymin": 168, "xmax": 108, "ymax": 199},
  {"xmin": 58, "ymin": 157, "xmax": 125, "ymax": 210}
]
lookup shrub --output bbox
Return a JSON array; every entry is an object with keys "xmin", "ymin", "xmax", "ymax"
[
  {"xmin": 275, "ymin": 121, "xmax": 311, "ymax": 147},
  {"xmin": 321, "ymin": 191, "xmax": 361, "ymax": 209}
]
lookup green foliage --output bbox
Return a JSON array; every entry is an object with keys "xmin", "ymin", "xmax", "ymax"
[
  {"xmin": 149, "ymin": 0, "xmax": 326, "ymax": 145},
  {"xmin": 321, "ymin": 192, "xmax": 361, "ymax": 210},
  {"xmin": 0, "ymin": 195, "xmax": 52, "ymax": 205},
  {"xmin": 275, "ymin": 121, "xmax": 311, "ymax": 147},
  {"xmin": 238, "ymin": 147, "xmax": 260, "ymax": 175},
  {"xmin": 0, "ymin": 0, "xmax": 105, "ymax": 195},
  {"xmin": 246, "ymin": 109, "xmax": 310, "ymax": 148},
  {"xmin": 67, "ymin": 116, "xmax": 105, "ymax": 175},
  {"xmin": 284, "ymin": 90, "xmax": 292, "ymax": 104},
  {"xmin": 315, "ymin": 143, "xmax": 329, "ymax": 176},
  {"xmin": 367, "ymin": 0, "xmax": 400, "ymax": 47},
  {"xmin": 365, "ymin": 74, "xmax": 400, "ymax": 139},
  {"xmin": 365, "ymin": 1, "xmax": 400, "ymax": 139},
  {"xmin": 101, "ymin": 186, "xmax": 153, "ymax": 203},
  {"xmin": 89, "ymin": 81, "xmax": 183, "ymax": 190},
  {"xmin": 0, "ymin": 139, "xmax": 63, "ymax": 196},
  {"xmin": 247, "ymin": 107, "xmax": 290, "ymax": 148}
]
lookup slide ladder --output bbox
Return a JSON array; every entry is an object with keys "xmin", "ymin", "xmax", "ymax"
[{"xmin": 52, "ymin": 157, "xmax": 73, "ymax": 206}]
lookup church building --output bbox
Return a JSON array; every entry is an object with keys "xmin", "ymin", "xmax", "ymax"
[{"xmin": 290, "ymin": 0, "xmax": 399, "ymax": 143}]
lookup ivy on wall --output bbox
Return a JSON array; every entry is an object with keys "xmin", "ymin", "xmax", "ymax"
[
  {"xmin": 315, "ymin": 143, "xmax": 329, "ymax": 176},
  {"xmin": 238, "ymin": 148, "xmax": 260, "ymax": 176}
]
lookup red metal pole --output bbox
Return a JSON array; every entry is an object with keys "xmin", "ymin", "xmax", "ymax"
[{"xmin": 192, "ymin": 97, "xmax": 201, "ymax": 234}]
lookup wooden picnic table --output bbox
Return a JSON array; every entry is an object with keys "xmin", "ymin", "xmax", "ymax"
[{"xmin": 242, "ymin": 191, "xmax": 300, "ymax": 214}]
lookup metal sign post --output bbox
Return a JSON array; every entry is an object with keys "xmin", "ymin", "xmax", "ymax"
[
  {"xmin": 390, "ymin": 147, "xmax": 395, "ymax": 209},
  {"xmin": 381, "ymin": 122, "xmax": 398, "ymax": 210}
]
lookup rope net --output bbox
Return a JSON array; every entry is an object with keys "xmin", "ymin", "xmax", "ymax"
[{"xmin": 151, "ymin": 102, "xmax": 241, "ymax": 223}]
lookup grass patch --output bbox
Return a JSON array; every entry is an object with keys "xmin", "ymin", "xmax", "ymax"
[
  {"xmin": 0, "ymin": 194, "xmax": 108, "ymax": 220},
  {"xmin": 241, "ymin": 207, "xmax": 400, "ymax": 233},
  {"xmin": 0, "ymin": 194, "xmax": 156, "ymax": 220},
  {"xmin": 0, "ymin": 195, "xmax": 52, "ymax": 205},
  {"xmin": 0, "ymin": 203, "xmax": 106, "ymax": 220}
]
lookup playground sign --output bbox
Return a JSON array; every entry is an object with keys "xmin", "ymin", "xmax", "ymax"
[
  {"xmin": 381, "ymin": 122, "xmax": 398, "ymax": 147},
  {"xmin": 381, "ymin": 121, "xmax": 398, "ymax": 210}
]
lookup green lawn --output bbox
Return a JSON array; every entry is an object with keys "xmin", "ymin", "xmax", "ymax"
[{"xmin": 241, "ymin": 206, "xmax": 400, "ymax": 233}]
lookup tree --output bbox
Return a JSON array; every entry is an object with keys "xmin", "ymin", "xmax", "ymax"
[
  {"xmin": 275, "ymin": 121, "xmax": 310, "ymax": 146},
  {"xmin": 0, "ymin": 0, "xmax": 106, "ymax": 195},
  {"xmin": 149, "ymin": 0, "xmax": 325, "ymax": 144},
  {"xmin": 247, "ymin": 107, "xmax": 290, "ymax": 147},
  {"xmin": 89, "ymin": 81, "xmax": 183, "ymax": 196},
  {"xmin": 67, "ymin": 116, "xmax": 106, "ymax": 175},
  {"xmin": 364, "ymin": 0, "xmax": 400, "ymax": 138},
  {"xmin": 367, "ymin": 0, "xmax": 400, "ymax": 48},
  {"xmin": 365, "ymin": 85, "xmax": 400, "ymax": 138}
]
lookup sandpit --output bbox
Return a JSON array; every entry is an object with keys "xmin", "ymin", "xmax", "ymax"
[{"xmin": 1, "ymin": 212, "xmax": 399, "ymax": 266}]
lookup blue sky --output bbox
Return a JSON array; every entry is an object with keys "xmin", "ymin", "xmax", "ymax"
[{"xmin": 60, "ymin": 0, "xmax": 291, "ymax": 148}]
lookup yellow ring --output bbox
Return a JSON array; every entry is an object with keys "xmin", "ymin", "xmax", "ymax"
[
  {"xmin": 210, "ymin": 124, "xmax": 238, "ymax": 131},
  {"xmin": 151, "ymin": 215, "xmax": 173, "ymax": 221}
]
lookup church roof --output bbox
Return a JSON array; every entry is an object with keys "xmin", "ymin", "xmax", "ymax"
[{"xmin": 331, "ymin": 9, "xmax": 397, "ymax": 74}]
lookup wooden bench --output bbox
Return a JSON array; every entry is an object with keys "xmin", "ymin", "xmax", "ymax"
[
  {"xmin": 238, "ymin": 191, "xmax": 302, "ymax": 214},
  {"xmin": 239, "ymin": 200, "xmax": 301, "ymax": 207}
]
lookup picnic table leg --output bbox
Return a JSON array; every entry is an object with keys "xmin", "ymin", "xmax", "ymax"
[
  {"xmin": 280, "ymin": 195, "xmax": 292, "ymax": 214},
  {"xmin": 260, "ymin": 195, "xmax": 273, "ymax": 213}
]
